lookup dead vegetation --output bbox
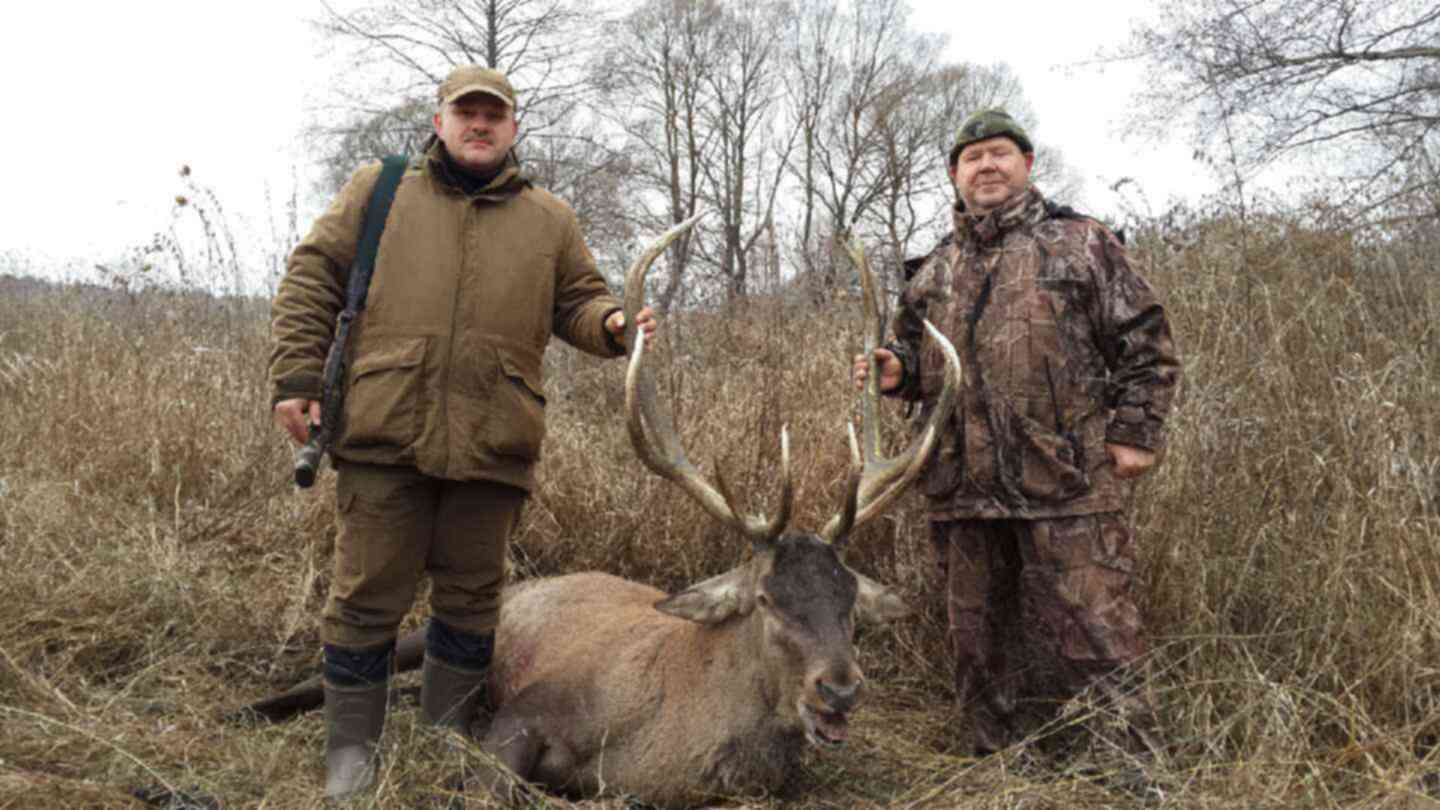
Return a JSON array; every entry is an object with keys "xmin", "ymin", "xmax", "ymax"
[{"xmin": 1, "ymin": 209, "xmax": 1439, "ymax": 808}]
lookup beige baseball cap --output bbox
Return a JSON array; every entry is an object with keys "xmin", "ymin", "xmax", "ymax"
[{"xmin": 437, "ymin": 65, "xmax": 517, "ymax": 108}]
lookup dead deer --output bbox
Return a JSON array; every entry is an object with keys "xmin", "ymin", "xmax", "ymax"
[
  {"xmin": 453, "ymin": 217, "xmax": 960, "ymax": 806},
  {"xmin": 239, "ymin": 215, "xmax": 960, "ymax": 807}
]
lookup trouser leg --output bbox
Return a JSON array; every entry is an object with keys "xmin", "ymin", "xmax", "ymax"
[
  {"xmin": 935, "ymin": 519, "xmax": 1022, "ymax": 755},
  {"xmin": 321, "ymin": 462, "xmax": 437, "ymax": 648},
  {"xmin": 1016, "ymin": 513, "xmax": 1159, "ymax": 756},
  {"xmin": 422, "ymin": 480, "xmax": 525, "ymax": 735},
  {"xmin": 319, "ymin": 462, "xmax": 439, "ymax": 796}
]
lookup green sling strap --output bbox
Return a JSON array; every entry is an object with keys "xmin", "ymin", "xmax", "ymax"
[{"xmin": 293, "ymin": 154, "xmax": 410, "ymax": 487}]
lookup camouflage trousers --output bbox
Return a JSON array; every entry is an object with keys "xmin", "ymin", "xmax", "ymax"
[
  {"xmin": 322, "ymin": 460, "xmax": 527, "ymax": 649},
  {"xmin": 931, "ymin": 513, "xmax": 1147, "ymax": 754}
]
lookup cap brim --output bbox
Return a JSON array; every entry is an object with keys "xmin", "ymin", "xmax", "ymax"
[{"xmin": 441, "ymin": 85, "xmax": 514, "ymax": 107}]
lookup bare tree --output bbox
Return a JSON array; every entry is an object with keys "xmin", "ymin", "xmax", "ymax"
[
  {"xmin": 783, "ymin": 0, "xmax": 938, "ymax": 298},
  {"xmin": 596, "ymin": 0, "xmax": 723, "ymax": 310},
  {"xmin": 695, "ymin": 0, "xmax": 797, "ymax": 302},
  {"xmin": 1114, "ymin": 0, "xmax": 1440, "ymax": 219},
  {"xmin": 521, "ymin": 115, "xmax": 636, "ymax": 277},
  {"xmin": 798, "ymin": 0, "xmax": 931, "ymax": 243},
  {"xmin": 600, "ymin": 0, "xmax": 796, "ymax": 307}
]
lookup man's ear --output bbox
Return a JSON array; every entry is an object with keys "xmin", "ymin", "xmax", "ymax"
[
  {"xmin": 1024, "ymin": 152, "xmax": 1036, "ymax": 173},
  {"xmin": 433, "ymin": 110, "xmax": 444, "ymax": 137},
  {"xmin": 654, "ymin": 566, "xmax": 756, "ymax": 625},
  {"xmin": 854, "ymin": 572, "xmax": 910, "ymax": 623}
]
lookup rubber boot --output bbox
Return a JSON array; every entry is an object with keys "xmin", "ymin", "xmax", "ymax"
[
  {"xmin": 421, "ymin": 654, "xmax": 488, "ymax": 734},
  {"xmin": 421, "ymin": 621, "xmax": 494, "ymax": 735},
  {"xmin": 323, "ymin": 679, "xmax": 388, "ymax": 799}
]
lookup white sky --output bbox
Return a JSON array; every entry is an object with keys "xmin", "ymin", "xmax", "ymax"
[{"xmin": 0, "ymin": 0, "xmax": 1216, "ymax": 280}]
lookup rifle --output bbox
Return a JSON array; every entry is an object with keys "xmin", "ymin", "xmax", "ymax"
[{"xmin": 294, "ymin": 155, "xmax": 410, "ymax": 488}]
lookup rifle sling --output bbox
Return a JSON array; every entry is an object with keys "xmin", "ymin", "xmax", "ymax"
[{"xmin": 343, "ymin": 154, "xmax": 409, "ymax": 315}]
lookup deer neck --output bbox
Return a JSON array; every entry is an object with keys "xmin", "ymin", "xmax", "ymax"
[{"xmin": 669, "ymin": 608, "xmax": 783, "ymax": 719}]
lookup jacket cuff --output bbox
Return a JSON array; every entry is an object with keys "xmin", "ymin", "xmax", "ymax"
[
  {"xmin": 882, "ymin": 340, "xmax": 919, "ymax": 400},
  {"xmin": 271, "ymin": 373, "xmax": 324, "ymax": 410},
  {"xmin": 601, "ymin": 306, "xmax": 626, "ymax": 357},
  {"xmin": 1105, "ymin": 405, "xmax": 1162, "ymax": 451}
]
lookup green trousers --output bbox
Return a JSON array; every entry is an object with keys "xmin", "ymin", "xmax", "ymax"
[{"xmin": 322, "ymin": 461, "xmax": 526, "ymax": 649}]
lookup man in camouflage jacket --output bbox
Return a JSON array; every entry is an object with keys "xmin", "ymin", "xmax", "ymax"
[
  {"xmin": 854, "ymin": 109, "xmax": 1180, "ymax": 758},
  {"xmin": 269, "ymin": 66, "xmax": 655, "ymax": 798}
]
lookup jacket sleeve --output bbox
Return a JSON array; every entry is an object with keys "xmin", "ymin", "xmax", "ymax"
[
  {"xmin": 268, "ymin": 163, "xmax": 383, "ymax": 408},
  {"xmin": 1089, "ymin": 225, "xmax": 1181, "ymax": 451},
  {"xmin": 885, "ymin": 256, "xmax": 945, "ymax": 402},
  {"xmin": 550, "ymin": 208, "xmax": 625, "ymax": 358}
]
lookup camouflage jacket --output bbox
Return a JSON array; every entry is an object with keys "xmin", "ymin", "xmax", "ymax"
[{"xmin": 888, "ymin": 186, "xmax": 1180, "ymax": 520}]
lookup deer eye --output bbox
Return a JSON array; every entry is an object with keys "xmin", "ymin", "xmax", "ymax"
[{"xmin": 756, "ymin": 593, "xmax": 774, "ymax": 611}]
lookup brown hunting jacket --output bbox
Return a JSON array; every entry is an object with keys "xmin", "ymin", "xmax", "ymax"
[
  {"xmin": 889, "ymin": 186, "xmax": 1180, "ymax": 520},
  {"xmin": 269, "ymin": 144, "xmax": 624, "ymax": 491}
]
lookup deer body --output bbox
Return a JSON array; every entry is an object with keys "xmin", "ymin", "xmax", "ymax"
[{"xmin": 485, "ymin": 571, "xmax": 812, "ymax": 805}]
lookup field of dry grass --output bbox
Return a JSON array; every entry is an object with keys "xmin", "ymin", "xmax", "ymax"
[{"xmin": 1, "ymin": 212, "xmax": 1438, "ymax": 808}]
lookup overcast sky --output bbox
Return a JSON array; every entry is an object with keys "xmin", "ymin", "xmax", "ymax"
[{"xmin": 0, "ymin": 0, "xmax": 1215, "ymax": 280}]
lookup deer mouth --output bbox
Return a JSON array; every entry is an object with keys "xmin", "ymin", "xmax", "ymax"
[{"xmin": 800, "ymin": 703, "xmax": 850, "ymax": 748}]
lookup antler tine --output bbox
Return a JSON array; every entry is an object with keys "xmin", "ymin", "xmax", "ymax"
[
  {"xmin": 623, "ymin": 213, "xmax": 794, "ymax": 548},
  {"xmin": 822, "ymin": 240, "xmax": 963, "ymax": 546}
]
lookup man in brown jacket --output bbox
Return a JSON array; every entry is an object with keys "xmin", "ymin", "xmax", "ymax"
[
  {"xmin": 854, "ymin": 109, "xmax": 1180, "ymax": 761},
  {"xmin": 269, "ymin": 66, "xmax": 655, "ymax": 798}
]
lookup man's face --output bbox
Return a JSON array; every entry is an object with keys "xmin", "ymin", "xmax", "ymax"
[
  {"xmin": 433, "ymin": 93, "xmax": 518, "ymax": 173},
  {"xmin": 949, "ymin": 136, "xmax": 1035, "ymax": 214}
]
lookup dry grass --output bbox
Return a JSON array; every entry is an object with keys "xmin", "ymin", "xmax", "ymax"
[{"xmin": 2, "ymin": 211, "xmax": 1439, "ymax": 809}]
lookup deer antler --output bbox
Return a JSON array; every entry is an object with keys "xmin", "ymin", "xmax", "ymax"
[
  {"xmin": 822, "ymin": 238, "xmax": 962, "ymax": 547},
  {"xmin": 623, "ymin": 212, "xmax": 795, "ymax": 549}
]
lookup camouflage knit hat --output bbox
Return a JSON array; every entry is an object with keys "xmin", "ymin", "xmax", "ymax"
[
  {"xmin": 437, "ymin": 65, "xmax": 517, "ymax": 108},
  {"xmin": 948, "ymin": 108, "xmax": 1034, "ymax": 166}
]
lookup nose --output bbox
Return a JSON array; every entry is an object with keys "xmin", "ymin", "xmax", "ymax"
[{"xmin": 815, "ymin": 671, "xmax": 864, "ymax": 713}]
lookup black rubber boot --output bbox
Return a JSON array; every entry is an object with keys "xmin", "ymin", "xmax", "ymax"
[
  {"xmin": 421, "ymin": 656, "xmax": 488, "ymax": 733},
  {"xmin": 420, "ymin": 621, "xmax": 494, "ymax": 735},
  {"xmin": 323, "ymin": 679, "xmax": 388, "ymax": 798},
  {"xmin": 321, "ymin": 641, "xmax": 393, "ymax": 799}
]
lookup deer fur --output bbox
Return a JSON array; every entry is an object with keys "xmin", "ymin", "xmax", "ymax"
[{"xmin": 473, "ymin": 546, "xmax": 908, "ymax": 806}]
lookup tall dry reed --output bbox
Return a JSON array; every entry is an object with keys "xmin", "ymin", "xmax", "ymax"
[{"xmin": 0, "ymin": 209, "xmax": 1437, "ymax": 807}]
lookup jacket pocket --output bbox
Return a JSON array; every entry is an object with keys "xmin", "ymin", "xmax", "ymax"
[
  {"xmin": 485, "ymin": 346, "xmax": 547, "ymax": 460},
  {"xmin": 341, "ymin": 336, "xmax": 426, "ymax": 450},
  {"xmin": 920, "ymin": 400, "xmax": 964, "ymax": 501},
  {"xmin": 1011, "ymin": 409, "xmax": 1088, "ymax": 503}
]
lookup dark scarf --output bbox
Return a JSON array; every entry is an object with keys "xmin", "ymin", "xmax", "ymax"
[{"xmin": 435, "ymin": 142, "xmax": 509, "ymax": 195}]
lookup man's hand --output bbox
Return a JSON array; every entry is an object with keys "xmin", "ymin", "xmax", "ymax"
[
  {"xmin": 852, "ymin": 348, "xmax": 904, "ymax": 393},
  {"xmin": 606, "ymin": 306, "xmax": 658, "ymax": 342},
  {"xmin": 1107, "ymin": 443, "xmax": 1156, "ymax": 479},
  {"xmin": 274, "ymin": 398, "xmax": 322, "ymax": 446}
]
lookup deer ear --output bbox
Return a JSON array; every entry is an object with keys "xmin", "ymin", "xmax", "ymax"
[
  {"xmin": 655, "ymin": 566, "xmax": 756, "ymax": 625},
  {"xmin": 854, "ymin": 572, "xmax": 910, "ymax": 623}
]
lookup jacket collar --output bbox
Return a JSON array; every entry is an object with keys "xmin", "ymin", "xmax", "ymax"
[{"xmin": 953, "ymin": 185, "xmax": 1047, "ymax": 247}]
